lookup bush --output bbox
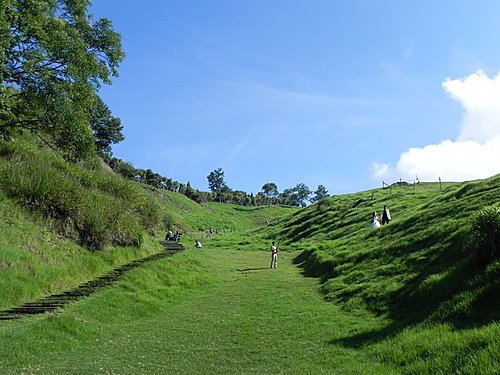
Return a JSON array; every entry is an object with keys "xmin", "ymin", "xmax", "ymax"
[
  {"xmin": 162, "ymin": 212, "xmax": 176, "ymax": 231},
  {"xmin": 76, "ymin": 191, "xmax": 143, "ymax": 251},
  {"xmin": 0, "ymin": 139, "xmax": 156, "ymax": 250},
  {"xmin": 471, "ymin": 205, "xmax": 500, "ymax": 264},
  {"xmin": 0, "ymin": 153, "xmax": 81, "ymax": 219}
]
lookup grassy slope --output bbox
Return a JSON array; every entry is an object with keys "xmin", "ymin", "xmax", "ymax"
[
  {"xmin": 270, "ymin": 177, "xmax": 500, "ymax": 324},
  {"xmin": 0, "ymin": 186, "xmax": 291, "ymax": 310},
  {"xmin": 0, "ymin": 140, "xmax": 295, "ymax": 310},
  {"xmin": 159, "ymin": 189, "xmax": 296, "ymax": 233},
  {"xmin": 0, "ymin": 247, "xmax": 397, "ymax": 375},
  {"xmin": 255, "ymin": 176, "xmax": 500, "ymax": 373},
  {"xmin": 156, "ymin": 189, "xmax": 298, "ymax": 250},
  {"xmin": 0, "ymin": 190, "xmax": 164, "ymax": 310},
  {"xmin": 1, "ymin": 245, "xmax": 497, "ymax": 374},
  {"xmin": 0, "ymin": 138, "xmax": 499, "ymax": 373}
]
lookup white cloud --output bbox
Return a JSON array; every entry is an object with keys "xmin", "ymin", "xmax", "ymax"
[
  {"xmin": 372, "ymin": 70, "xmax": 500, "ymax": 183},
  {"xmin": 443, "ymin": 70, "xmax": 500, "ymax": 143}
]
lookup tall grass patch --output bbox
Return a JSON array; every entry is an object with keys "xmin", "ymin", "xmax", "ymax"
[
  {"xmin": 471, "ymin": 204, "xmax": 500, "ymax": 264},
  {"xmin": 0, "ymin": 138, "xmax": 160, "ymax": 250}
]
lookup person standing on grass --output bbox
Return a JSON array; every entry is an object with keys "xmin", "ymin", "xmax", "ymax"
[
  {"xmin": 381, "ymin": 205, "xmax": 391, "ymax": 225},
  {"xmin": 371, "ymin": 211, "xmax": 381, "ymax": 229},
  {"xmin": 270, "ymin": 241, "xmax": 278, "ymax": 269}
]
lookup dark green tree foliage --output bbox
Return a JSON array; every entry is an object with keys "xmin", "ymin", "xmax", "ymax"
[
  {"xmin": 279, "ymin": 188, "xmax": 294, "ymax": 206},
  {"xmin": 144, "ymin": 169, "xmax": 163, "ymax": 188},
  {"xmin": 0, "ymin": 0, "xmax": 124, "ymax": 159},
  {"xmin": 183, "ymin": 181, "xmax": 196, "ymax": 199},
  {"xmin": 207, "ymin": 167, "xmax": 228, "ymax": 201},
  {"xmin": 279, "ymin": 183, "xmax": 311, "ymax": 207},
  {"xmin": 90, "ymin": 95, "xmax": 124, "ymax": 159},
  {"xmin": 295, "ymin": 183, "xmax": 312, "ymax": 207},
  {"xmin": 310, "ymin": 184, "xmax": 330, "ymax": 203},
  {"xmin": 108, "ymin": 157, "xmax": 136, "ymax": 180},
  {"xmin": 109, "ymin": 157, "xmax": 319, "ymax": 208},
  {"xmin": 261, "ymin": 182, "xmax": 278, "ymax": 205}
]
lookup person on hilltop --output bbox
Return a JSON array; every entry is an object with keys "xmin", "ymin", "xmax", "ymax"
[
  {"xmin": 270, "ymin": 241, "xmax": 278, "ymax": 269},
  {"xmin": 195, "ymin": 240, "xmax": 202, "ymax": 248},
  {"xmin": 371, "ymin": 211, "xmax": 381, "ymax": 229},
  {"xmin": 165, "ymin": 230, "xmax": 173, "ymax": 241},
  {"xmin": 381, "ymin": 205, "xmax": 391, "ymax": 225}
]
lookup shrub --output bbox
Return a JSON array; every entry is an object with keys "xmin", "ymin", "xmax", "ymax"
[
  {"xmin": 77, "ymin": 191, "xmax": 143, "ymax": 250},
  {"xmin": 0, "ymin": 139, "xmax": 156, "ymax": 250},
  {"xmin": 471, "ymin": 205, "xmax": 500, "ymax": 264},
  {"xmin": 0, "ymin": 153, "xmax": 81, "ymax": 219},
  {"xmin": 162, "ymin": 212, "xmax": 176, "ymax": 231}
]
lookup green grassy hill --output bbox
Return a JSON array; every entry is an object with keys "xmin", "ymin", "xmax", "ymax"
[
  {"xmin": 0, "ymin": 137, "xmax": 295, "ymax": 310},
  {"xmin": 254, "ymin": 176, "xmax": 499, "ymax": 373},
  {"xmin": 157, "ymin": 187, "xmax": 298, "ymax": 235},
  {"xmin": 0, "ymin": 137, "xmax": 498, "ymax": 373},
  {"xmin": 270, "ymin": 177, "xmax": 500, "ymax": 325}
]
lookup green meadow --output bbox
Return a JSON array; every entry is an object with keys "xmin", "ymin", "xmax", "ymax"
[
  {"xmin": 3, "ymin": 2, "xmax": 499, "ymax": 373},
  {"xmin": 0, "ymin": 141, "xmax": 499, "ymax": 374}
]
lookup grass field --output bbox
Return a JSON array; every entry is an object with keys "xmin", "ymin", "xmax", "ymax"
[
  {"xmin": 0, "ymin": 246, "xmax": 395, "ymax": 375},
  {"xmin": 1, "ymin": 139, "xmax": 498, "ymax": 374},
  {"xmin": 1, "ymin": 243, "xmax": 498, "ymax": 374}
]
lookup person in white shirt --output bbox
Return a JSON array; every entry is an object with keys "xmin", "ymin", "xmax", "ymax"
[
  {"xmin": 371, "ymin": 211, "xmax": 381, "ymax": 229},
  {"xmin": 270, "ymin": 241, "xmax": 278, "ymax": 269}
]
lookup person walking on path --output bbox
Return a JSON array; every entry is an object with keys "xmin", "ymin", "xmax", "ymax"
[
  {"xmin": 381, "ymin": 205, "xmax": 391, "ymax": 225},
  {"xmin": 270, "ymin": 241, "xmax": 278, "ymax": 269}
]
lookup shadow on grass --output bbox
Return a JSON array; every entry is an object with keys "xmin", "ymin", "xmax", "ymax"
[
  {"xmin": 236, "ymin": 267, "xmax": 270, "ymax": 272},
  {"xmin": 329, "ymin": 320, "xmax": 406, "ymax": 348},
  {"xmin": 294, "ymin": 237, "xmax": 500, "ymax": 348},
  {"xmin": 336, "ymin": 256, "xmax": 498, "ymax": 347},
  {"xmin": 293, "ymin": 249, "xmax": 337, "ymax": 284},
  {"xmin": 287, "ymin": 177, "xmax": 500, "ymax": 348}
]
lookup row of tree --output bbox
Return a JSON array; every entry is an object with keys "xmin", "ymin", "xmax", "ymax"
[
  {"xmin": 109, "ymin": 160, "xmax": 331, "ymax": 207},
  {"xmin": 207, "ymin": 168, "xmax": 330, "ymax": 206}
]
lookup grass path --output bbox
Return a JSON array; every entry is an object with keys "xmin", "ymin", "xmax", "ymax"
[{"xmin": 0, "ymin": 247, "xmax": 396, "ymax": 374}]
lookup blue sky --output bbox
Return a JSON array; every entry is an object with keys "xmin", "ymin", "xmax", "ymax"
[{"xmin": 91, "ymin": 1, "xmax": 500, "ymax": 195}]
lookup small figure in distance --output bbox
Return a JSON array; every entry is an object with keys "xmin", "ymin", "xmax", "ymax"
[
  {"xmin": 195, "ymin": 240, "xmax": 202, "ymax": 248},
  {"xmin": 381, "ymin": 205, "xmax": 391, "ymax": 225},
  {"xmin": 270, "ymin": 241, "xmax": 278, "ymax": 269},
  {"xmin": 371, "ymin": 211, "xmax": 381, "ymax": 229},
  {"xmin": 174, "ymin": 230, "xmax": 182, "ymax": 242},
  {"xmin": 165, "ymin": 229, "xmax": 173, "ymax": 241}
]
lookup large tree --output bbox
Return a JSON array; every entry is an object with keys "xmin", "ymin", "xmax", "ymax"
[
  {"xmin": 0, "ymin": 0, "xmax": 124, "ymax": 159},
  {"xmin": 207, "ymin": 167, "xmax": 228, "ymax": 201},
  {"xmin": 261, "ymin": 182, "xmax": 279, "ymax": 206},
  {"xmin": 293, "ymin": 183, "xmax": 311, "ymax": 207},
  {"xmin": 279, "ymin": 183, "xmax": 311, "ymax": 207},
  {"xmin": 90, "ymin": 95, "xmax": 124, "ymax": 158},
  {"xmin": 310, "ymin": 184, "xmax": 330, "ymax": 203}
]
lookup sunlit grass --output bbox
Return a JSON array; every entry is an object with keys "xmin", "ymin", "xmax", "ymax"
[
  {"xmin": 0, "ymin": 248, "xmax": 396, "ymax": 374},
  {"xmin": 0, "ymin": 136, "xmax": 498, "ymax": 374}
]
